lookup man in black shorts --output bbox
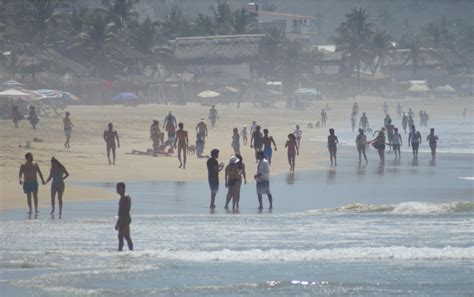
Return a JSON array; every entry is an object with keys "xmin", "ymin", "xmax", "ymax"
[{"xmin": 207, "ymin": 149, "xmax": 224, "ymax": 209}]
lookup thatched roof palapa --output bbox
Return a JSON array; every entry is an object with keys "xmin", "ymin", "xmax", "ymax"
[{"xmin": 173, "ymin": 34, "xmax": 265, "ymax": 65}]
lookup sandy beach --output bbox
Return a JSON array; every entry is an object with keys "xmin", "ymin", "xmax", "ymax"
[{"xmin": 0, "ymin": 96, "xmax": 472, "ymax": 210}]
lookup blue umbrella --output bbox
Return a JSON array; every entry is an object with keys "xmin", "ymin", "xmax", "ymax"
[{"xmin": 112, "ymin": 92, "xmax": 139, "ymax": 101}]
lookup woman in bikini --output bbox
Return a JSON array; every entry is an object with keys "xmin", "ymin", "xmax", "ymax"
[
  {"xmin": 285, "ymin": 134, "xmax": 299, "ymax": 172},
  {"xmin": 44, "ymin": 157, "xmax": 69, "ymax": 215},
  {"xmin": 327, "ymin": 128, "xmax": 339, "ymax": 166}
]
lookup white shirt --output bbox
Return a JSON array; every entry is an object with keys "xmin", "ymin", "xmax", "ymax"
[
  {"xmin": 293, "ymin": 128, "xmax": 302, "ymax": 139},
  {"xmin": 256, "ymin": 159, "xmax": 270, "ymax": 182}
]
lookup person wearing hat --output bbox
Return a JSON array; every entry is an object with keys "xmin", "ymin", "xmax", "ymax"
[
  {"xmin": 207, "ymin": 149, "xmax": 224, "ymax": 209},
  {"xmin": 150, "ymin": 119, "xmax": 160, "ymax": 156},
  {"xmin": 224, "ymin": 156, "xmax": 241, "ymax": 209}
]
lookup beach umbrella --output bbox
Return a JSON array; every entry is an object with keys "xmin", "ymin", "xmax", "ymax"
[
  {"xmin": 407, "ymin": 84, "xmax": 429, "ymax": 92},
  {"xmin": 34, "ymin": 89, "xmax": 63, "ymax": 100},
  {"xmin": 112, "ymin": 92, "xmax": 139, "ymax": 101},
  {"xmin": 1, "ymin": 80, "xmax": 24, "ymax": 88},
  {"xmin": 61, "ymin": 91, "xmax": 80, "ymax": 101},
  {"xmin": 197, "ymin": 90, "xmax": 220, "ymax": 98},
  {"xmin": 434, "ymin": 85, "xmax": 456, "ymax": 93},
  {"xmin": 0, "ymin": 89, "xmax": 31, "ymax": 98}
]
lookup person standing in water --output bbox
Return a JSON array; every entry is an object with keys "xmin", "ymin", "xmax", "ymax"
[
  {"xmin": 44, "ymin": 157, "xmax": 69, "ymax": 215},
  {"xmin": 234, "ymin": 154, "xmax": 247, "ymax": 210},
  {"xmin": 209, "ymin": 105, "xmax": 219, "ymax": 128},
  {"xmin": 427, "ymin": 128, "xmax": 439, "ymax": 161},
  {"xmin": 224, "ymin": 156, "xmax": 241, "ymax": 210},
  {"xmin": 195, "ymin": 119, "xmax": 208, "ymax": 144},
  {"xmin": 370, "ymin": 128, "xmax": 387, "ymax": 165},
  {"xmin": 255, "ymin": 151, "xmax": 273, "ymax": 210},
  {"xmin": 327, "ymin": 128, "xmax": 339, "ymax": 166},
  {"xmin": 103, "ymin": 123, "xmax": 120, "ymax": 165},
  {"xmin": 385, "ymin": 119, "xmax": 395, "ymax": 150},
  {"xmin": 352, "ymin": 102, "xmax": 359, "ymax": 116},
  {"xmin": 163, "ymin": 111, "xmax": 177, "ymax": 144},
  {"xmin": 408, "ymin": 125, "xmax": 422, "ymax": 159},
  {"xmin": 402, "ymin": 113, "xmax": 408, "ymax": 134},
  {"xmin": 250, "ymin": 125, "xmax": 263, "ymax": 162},
  {"xmin": 63, "ymin": 112, "xmax": 73, "ymax": 148},
  {"xmin": 150, "ymin": 119, "xmax": 161, "ymax": 156},
  {"xmin": 285, "ymin": 133, "xmax": 299, "ymax": 171},
  {"xmin": 408, "ymin": 115, "xmax": 415, "ymax": 130},
  {"xmin": 392, "ymin": 128, "xmax": 403, "ymax": 160},
  {"xmin": 241, "ymin": 125, "xmax": 248, "ymax": 146},
  {"xmin": 356, "ymin": 128, "xmax": 368, "ymax": 165},
  {"xmin": 207, "ymin": 149, "xmax": 224, "ymax": 209},
  {"xmin": 360, "ymin": 112, "xmax": 369, "ymax": 132},
  {"xmin": 174, "ymin": 123, "xmax": 188, "ymax": 169},
  {"xmin": 262, "ymin": 129, "xmax": 277, "ymax": 165},
  {"xmin": 293, "ymin": 125, "xmax": 302, "ymax": 148},
  {"xmin": 19, "ymin": 153, "xmax": 45, "ymax": 214},
  {"xmin": 320, "ymin": 109, "xmax": 328, "ymax": 128},
  {"xmin": 231, "ymin": 128, "xmax": 240, "ymax": 155},
  {"xmin": 350, "ymin": 111, "xmax": 357, "ymax": 132},
  {"xmin": 12, "ymin": 104, "xmax": 21, "ymax": 128},
  {"xmin": 115, "ymin": 182, "xmax": 133, "ymax": 252}
]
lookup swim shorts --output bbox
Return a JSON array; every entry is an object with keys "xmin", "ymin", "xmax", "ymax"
[
  {"xmin": 64, "ymin": 128, "xmax": 72, "ymax": 137},
  {"xmin": 23, "ymin": 181, "xmax": 39, "ymax": 194},
  {"xmin": 256, "ymin": 181, "xmax": 271, "ymax": 195},
  {"xmin": 209, "ymin": 179, "xmax": 219, "ymax": 194},
  {"xmin": 263, "ymin": 146, "xmax": 272, "ymax": 159}
]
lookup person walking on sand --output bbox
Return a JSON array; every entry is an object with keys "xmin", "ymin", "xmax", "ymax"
[
  {"xmin": 327, "ymin": 128, "xmax": 339, "ymax": 166},
  {"xmin": 231, "ymin": 128, "xmax": 240, "ymax": 155},
  {"xmin": 103, "ymin": 123, "xmax": 120, "ymax": 165},
  {"xmin": 174, "ymin": 123, "xmax": 188, "ymax": 169},
  {"xmin": 321, "ymin": 109, "xmax": 328, "ymax": 128},
  {"xmin": 12, "ymin": 105, "xmax": 21, "ymax": 128},
  {"xmin": 402, "ymin": 113, "xmax": 408, "ymax": 134},
  {"xmin": 250, "ymin": 125, "xmax": 263, "ymax": 161},
  {"xmin": 150, "ymin": 119, "xmax": 161, "ymax": 156},
  {"xmin": 356, "ymin": 128, "xmax": 368, "ymax": 165},
  {"xmin": 427, "ymin": 128, "xmax": 439, "ymax": 161},
  {"xmin": 163, "ymin": 111, "xmax": 177, "ymax": 144},
  {"xmin": 234, "ymin": 154, "xmax": 247, "ymax": 210},
  {"xmin": 207, "ymin": 149, "xmax": 224, "ymax": 209},
  {"xmin": 115, "ymin": 182, "xmax": 133, "ymax": 252},
  {"xmin": 392, "ymin": 128, "xmax": 403, "ymax": 160},
  {"xmin": 63, "ymin": 112, "xmax": 73, "ymax": 148},
  {"xmin": 209, "ymin": 105, "xmax": 219, "ymax": 128},
  {"xmin": 241, "ymin": 125, "xmax": 248, "ymax": 146},
  {"xmin": 255, "ymin": 151, "xmax": 273, "ymax": 210},
  {"xmin": 293, "ymin": 125, "xmax": 302, "ymax": 148},
  {"xmin": 285, "ymin": 133, "xmax": 299, "ymax": 171},
  {"xmin": 351, "ymin": 111, "xmax": 357, "ymax": 132},
  {"xmin": 408, "ymin": 125, "xmax": 422, "ymax": 159},
  {"xmin": 369, "ymin": 128, "xmax": 387, "ymax": 165},
  {"xmin": 44, "ymin": 157, "xmax": 69, "ymax": 215},
  {"xmin": 262, "ymin": 129, "xmax": 277, "ymax": 165},
  {"xmin": 19, "ymin": 153, "xmax": 45, "ymax": 214},
  {"xmin": 352, "ymin": 102, "xmax": 359, "ymax": 116},
  {"xmin": 360, "ymin": 112, "xmax": 369, "ymax": 132},
  {"xmin": 196, "ymin": 119, "xmax": 208, "ymax": 144},
  {"xmin": 28, "ymin": 106, "xmax": 39, "ymax": 130},
  {"xmin": 224, "ymin": 156, "xmax": 241, "ymax": 210}
]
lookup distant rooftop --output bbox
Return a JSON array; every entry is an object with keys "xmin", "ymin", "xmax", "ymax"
[{"xmin": 173, "ymin": 34, "xmax": 265, "ymax": 65}]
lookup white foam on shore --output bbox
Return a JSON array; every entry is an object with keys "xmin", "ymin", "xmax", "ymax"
[
  {"xmin": 307, "ymin": 201, "xmax": 474, "ymax": 214},
  {"xmin": 124, "ymin": 246, "xmax": 474, "ymax": 262},
  {"xmin": 458, "ymin": 177, "xmax": 474, "ymax": 181}
]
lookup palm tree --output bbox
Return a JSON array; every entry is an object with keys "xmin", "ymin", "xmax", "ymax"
[
  {"xmin": 100, "ymin": 0, "xmax": 139, "ymax": 30},
  {"xmin": 368, "ymin": 30, "xmax": 392, "ymax": 75},
  {"xmin": 256, "ymin": 27, "xmax": 285, "ymax": 80},
  {"xmin": 211, "ymin": 0, "xmax": 233, "ymax": 35},
  {"xmin": 401, "ymin": 34, "xmax": 425, "ymax": 76},
  {"xmin": 278, "ymin": 39, "xmax": 305, "ymax": 95},
  {"xmin": 334, "ymin": 8, "xmax": 374, "ymax": 87},
  {"xmin": 161, "ymin": 6, "xmax": 191, "ymax": 40},
  {"xmin": 129, "ymin": 18, "xmax": 160, "ymax": 53},
  {"xmin": 194, "ymin": 14, "xmax": 215, "ymax": 36},
  {"xmin": 21, "ymin": 0, "xmax": 65, "ymax": 44},
  {"xmin": 231, "ymin": 8, "xmax": 256, "ymax": 34}
]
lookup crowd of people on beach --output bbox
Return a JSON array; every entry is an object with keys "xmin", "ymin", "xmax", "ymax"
[{"xmin": 11, "ymin": 100, "xmax": 456, "ymax": 251}]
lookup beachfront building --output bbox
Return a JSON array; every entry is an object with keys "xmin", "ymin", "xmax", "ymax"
[{"xmin": 246, "ymin": 2, "xmax": 319, "ymax": 45}]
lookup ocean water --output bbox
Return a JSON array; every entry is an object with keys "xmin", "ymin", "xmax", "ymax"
[{"xmin": 1, "ymin": 116, "xmax": 473, "ymax": 296}]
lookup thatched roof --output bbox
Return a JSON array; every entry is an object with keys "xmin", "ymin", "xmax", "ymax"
[
  {"xmin": 382, "ymin": 49, "xmax": 449, "ymax": 68},
  {"xmin": 173, "ymin": 34, "xmax": 265, "ymax": 65}
]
